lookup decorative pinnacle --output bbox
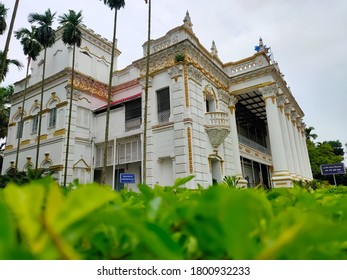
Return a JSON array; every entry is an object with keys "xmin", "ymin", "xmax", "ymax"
[
  {"xmin": 183, "ymin": 11, "xmax": 193, "ymax": 31},
  {"xmin": 211, "ymin": 40, "xmax": 218, "ymax": 57}
]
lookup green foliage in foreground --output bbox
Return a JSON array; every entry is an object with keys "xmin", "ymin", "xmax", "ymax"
[{"xmin": 1, "ymin": 177, "xmax": 347, "ymax": 260}]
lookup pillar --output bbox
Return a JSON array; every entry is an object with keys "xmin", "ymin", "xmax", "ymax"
[
  {"xmin": 259, "ymin": 85, "xmax": 292, "ymax": 187},
  {"xmin": 284, "ymin": 104, "xmax": 300, "ymax": 179},
  {"xmin": 301, "ymin": 122, "xmax": 313, "ymax": 179},
  {"xmin": 229, "ymin": 96, "xmax": 248, "ymax": 187},
  {"xmin": 277, "ymin": 95, "xmax": 295, "ymax": 179},
  {"xmin": 291, "ymin": 112, "xmax": 305, "ymax": 179}
]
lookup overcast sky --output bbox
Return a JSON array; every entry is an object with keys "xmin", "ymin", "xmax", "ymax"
[{"xmin": 1, "ymin": 0, "xmax": 347, "ymax": 157}]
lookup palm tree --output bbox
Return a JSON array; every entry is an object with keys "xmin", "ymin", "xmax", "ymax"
[
  {"xmin": 0, "ymin": 50, "xmax": 22, "ymax": 82},
  {"xmin": 143, "ymin": 0, "xmax": 151, "ymax": 183},
  {"xmin": 0, "ymin": 0, "xmax": 20, "ymax": 84},
  {"xmin": 305, "ymin": 126, "xmax": 317, "ymax": 142},
  {"xmin": 100, "ymin": 0, "xmax": 125, "ymax": 185},
  {"xmin": 0, "ymin": 3, "xmax": 8, "ymax": 35},
  {"xmin": 58, "ymin": 10, "xmax": 83, "ymax": 186},
  {"xmin": 28, "ymin": 9, "xmax": 56, "ymax": 170},
  {"xmin": 14, "ymin": 25, "xmax": 41, "ymax": 170},
  {"xmin": 0, "ymin": 85, "xmax": 13, "ymax": 139}
]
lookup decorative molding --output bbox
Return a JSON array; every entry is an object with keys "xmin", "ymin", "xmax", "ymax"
[
  {"xmin": 184, "ymin": 65, "xmax": 189, "ymax": 108},
  {"xmin": 167, "ymin": 64, "xmax": 184, "ymax": 81},
  {"xmin": 187, "ymin": 65, "xmax": 203, "ymax": 85},
  {"xmin": 4, "ymin": 145, "xmax": 13, "ymax": 150},
  {"xmin": 217, "ymin": 89, "xmax": 229, "ymax": 105},
  {"xmin": 56, "ymin": 101, "xmax": 68, "ymax": 109},
  {"xmin": 187, "ymin": 127, "xmax": 193, "ymax": 174},
  {"xmin": 20, "ymin": 139, "xmax": 31, "ymax": 146},
  {"xmin": 35, "ymin": 134, "xmax": 48, "ymax": 142},
  {"xmin": 53, "ymin": 128, "xmax": 66, "ymax": 137}
]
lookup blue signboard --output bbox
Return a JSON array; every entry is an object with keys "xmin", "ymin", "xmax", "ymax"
[
  {"xmin": 320, "ymin": 163, "xmax": 346, "ymax": 175},
  {"xmin": 120, "ymin": 173, "xmax": 135, "ymax": 183}
]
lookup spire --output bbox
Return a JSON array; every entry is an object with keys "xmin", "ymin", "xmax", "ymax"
[
  {"xmin": 210, "ymin": 40, "xmax": 218, "ymax": 58},
  {"xmin": 254, "ymin": 37, "xmax": 274, "ymax": 62},
  {"xmin": 183, "ymin": 11, "xmax": 193, "ymax": 32}
]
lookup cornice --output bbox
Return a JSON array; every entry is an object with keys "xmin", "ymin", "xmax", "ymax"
[{"xmin": 134, "ymin": 39, "xmax": 229, "ymax": 91}]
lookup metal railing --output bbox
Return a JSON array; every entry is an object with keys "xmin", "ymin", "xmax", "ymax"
[{"xmin": 238, "ymin": 134, "xmax": 270, "ymax": 155}]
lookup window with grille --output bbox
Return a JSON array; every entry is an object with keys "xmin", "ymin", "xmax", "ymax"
[
  {"xmin": 32, "ymin": 114, "xmax": 38, "ymax": 134},
  {"xmin": 49, "ymin": 107, "xmax": 57, "ymax": 128},
  {"xmin": 125, "ymin": 98, "xmax": 142, "ymax": 131},
  {"xmin": 16, "ymin": 120, "xmax": 23, "ymax": 139},
  {"xmin": 157, "ymin": 87, "xmax": 170, "ymax": 123},
  {"xmin": 117, "ymin": 140, "xmax": 141, "ymax": 164}
]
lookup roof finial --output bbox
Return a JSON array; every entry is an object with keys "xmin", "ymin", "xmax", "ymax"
[
  {"xmin": 211, "ymin": 40, "xmax": 218, "ymax": 58},
  {"xmin": 183, "ymin": 11, "xmax": 193, "ymax": 32}
]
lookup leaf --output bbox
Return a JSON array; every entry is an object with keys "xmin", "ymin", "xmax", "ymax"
[
  {"xmin": 53, "ymin": 184, "xmax": 119, "ymax": 233},
  {"xmin": 173, "ymin": 176, "xmax": 195, "ymax": 189}
]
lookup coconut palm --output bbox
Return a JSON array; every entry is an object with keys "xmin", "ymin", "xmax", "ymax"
[
  {"xmin": 143, "ymin": 0, "xmax": 151, "ymax": 183},
  {"xmin": 99, "ymin": 0, "xmax": 125, "ymax": 184},
  {"xmin": 14, "ymin": 25, "xmax": 41, "ymax": 169},
  {"xmin": 0, "ymin": 85, "xmax": 13, "ymax": 139},
  {"xmin": 28, "ymin": 9, "xmax": 56, "ymax": 169},
  {"xmin": 0, "ymin": 50, "xmax": 22, "ymax": 82},
  {"xmin": 0, "ymin": 0, "xmax": 20, "ymax": 84},
  {"xmin": 58, "ymin": 10, "xmax": 83, "ymax": 186},
  {"xmin": 0, "ymin": 3, "xmax": 8, "ymax": 35}
]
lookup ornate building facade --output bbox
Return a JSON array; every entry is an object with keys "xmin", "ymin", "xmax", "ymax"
[{"xmin": 2, "ymin": 12, "xmax": 312, "ymax": 189}]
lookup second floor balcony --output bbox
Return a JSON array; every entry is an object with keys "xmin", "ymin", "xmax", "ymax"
[{"xmin": 205, "ymin": 111, "xmax": 230, "ymax": 150}]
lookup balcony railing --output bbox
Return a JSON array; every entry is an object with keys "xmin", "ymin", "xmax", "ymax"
[
  {"xmin": 205, "ymin": 111, "xmax": 229, "ymax": 126},
  {"xmin": 238, "ymin": 134, "xmax": 270, "ymax": 155},
  {"xmin": 205, "ymin": 111, "xmax": 230, "ymax": 149}
]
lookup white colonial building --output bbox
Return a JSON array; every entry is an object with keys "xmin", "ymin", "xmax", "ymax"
[{"xmin": 2, "ymin": 12, "xmax": 312, "ymax": 190}]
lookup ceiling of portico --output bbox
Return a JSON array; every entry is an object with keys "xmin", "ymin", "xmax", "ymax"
[{"xmin": 235, "ymin": 91, "xmax": 267, "ymax": 128}]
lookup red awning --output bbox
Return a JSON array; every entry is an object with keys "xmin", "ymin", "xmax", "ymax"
[{"xmin": 93, "ymin": 92, "xmax": 141, "ymax": 112}]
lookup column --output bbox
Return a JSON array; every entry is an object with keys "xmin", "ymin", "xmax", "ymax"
[
  {"xmin": 291, "ymin": 112, "xmax": 305, "ymax": 179},
  {"xmin": 259, "ymin": 85, "xmax": 292, "ymax": 187},
  {"xmin": 228, "ymin": 96, "xmax": 248, "ymax": 187},
  {"xmin": 284, "ymin": 104, "xmax": 300, "ymax": 179},
  {"xmin": 277, "ymin": 95, "xmax": 295, "ymax": 179},
  {"xmin": 301, "ymin": 123, "xmax": 313, "ymax": 179}
]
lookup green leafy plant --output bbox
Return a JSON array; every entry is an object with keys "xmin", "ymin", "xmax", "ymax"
[
  {"xmin": 1, "ymin": 176, "xmax": 347, "ymax": 260},
  {"xmin": 174, "ymin": 53, "xmax": 185, "ymax": 63}
]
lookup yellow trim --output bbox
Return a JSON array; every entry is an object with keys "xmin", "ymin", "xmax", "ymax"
[
  {"xmin": 40, "ymin": 108, "xmax": 50, "ymax": 115},
  {"xmin": 4, "ymin": 145, "xmax": 13, "ymax": 150},
  {"xmin": 8, "ymin": 122, "xmax": 16, "ymax": 127},
  {"xmin": 20, "ymin": 139, "xmax": 31, "ymax": 146},
  {"xmin": 49, "ymin": 164, "xmax": 63, "ymax": 171},
  {"xmin": 23, "ymin": 115, "xmax": 33, "ymax": 121},
  {"xmin": 224, "ymin": 52, "xmax": 267, "ymax": 67},
  {"xmin": 230, "ymin": 81, "xmax": 275, "ymax": 95},
  {"xmin": 187, "ymin": 127, "xmax": 193, "ymax": 174},
  {"xmin": 35, "ymin": 134, "xmax": 48, "ymax": 142},
  {"xmin": 184, "ymin": 65, "xmax": 189, "ymax": 108},
  {"xmin": 53, "ymin": 128, "xmax": 66, "ymax": 137},
  {"xmin": 56, "ymin": 101, "xmax": 68, "ymax": 109}
]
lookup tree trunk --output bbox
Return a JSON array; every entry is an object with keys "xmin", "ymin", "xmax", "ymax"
[
  {"xmin": 63, "ymin": 44, "xmax": 76, "ymax": 186},
  {"xmin": 101, "ymin": 9, "xmax": 118, "ymax": 185},
  {"xmin": 35, "ymin": 47, "xmax": 47, "ymax": 169},
  {"xmin": 143, "ymin": 0, "xmax": 151, "ymax": 183},
  {"xmin": 0, "ymin": 0, "xmax": 19, "ymax": 82},
  {"xmin": 15, "ymin": 56, "xmax": 30, "ymax": 170}
]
